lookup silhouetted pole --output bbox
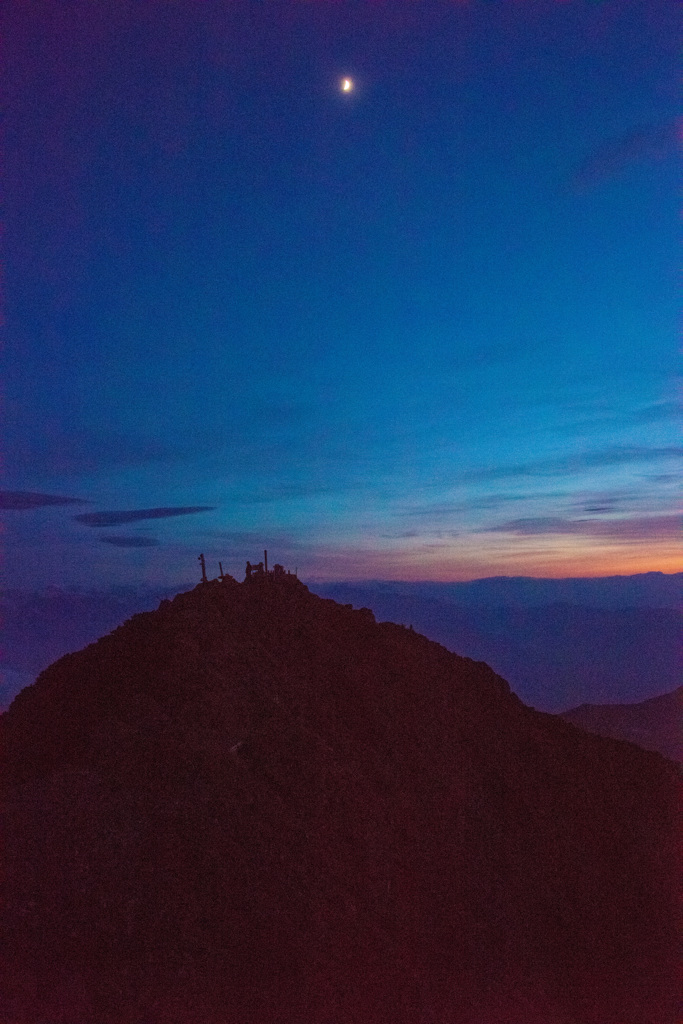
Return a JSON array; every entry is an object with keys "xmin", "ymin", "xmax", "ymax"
[
  {"xmin": 198, "ymin": 553, "xmax": 208, "ymax": 583},
  {"xmin": 218, "ymin": 561, "xmax": 224, "ymax": 581},
  {"xmin": 264, "ymin": 549, "xmax": 268, "ymax": 573}
]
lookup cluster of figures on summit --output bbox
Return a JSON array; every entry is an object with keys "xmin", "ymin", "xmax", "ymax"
[
  {"xmin": 199, "ymin": 550, "xmax": 296, "ymax": 584},
  {"xmin": 245, "ymin": 560, "xmax": 291, "ymax": 579}
]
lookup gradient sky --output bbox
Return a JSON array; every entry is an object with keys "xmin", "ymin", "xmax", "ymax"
[{"xmin": 3, "ymin": 0, "xmax": 680, "ymax": 587}]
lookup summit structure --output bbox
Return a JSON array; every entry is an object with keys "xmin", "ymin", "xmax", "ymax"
[{"xmin": 2, "ymin": 575, "xmax": 680, "ymax": 1023}]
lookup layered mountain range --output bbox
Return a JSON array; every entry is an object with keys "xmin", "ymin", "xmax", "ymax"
[
  {"xmin": 2, "ymin": 573, "xmax": 680, "ymax": 1023},
  {"xmin": 560, "ymin": 687, "xmax": 683, "ymax": 764}
]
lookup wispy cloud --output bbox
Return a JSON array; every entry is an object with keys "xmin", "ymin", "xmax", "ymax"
[
  {"xmin": 200, "ymin": 529, "xmax": 308, "ymax": 553},
  {"xmin": 100, "ymin": 536, "xmax": 161, "ymax": 548},
  {"xmin": 571, "ymin": 119, "xmax": 679, "ymax": 190},
  {"xmin": 399, "ymin": 493, "xmax": 541, "ymax": 519},
  {"xmin": 395, "ymin": 449, "xmax": 680, "ymax": 526},
  {"xmin": 75, "ymin": 507, "xmax": 216, "ymax": 527},
  {"xmin": 581, "ymin": 504, "xmax": 616, "ymax": 514},
  {"xmin": 227, "ymin": 482, "xmax": 345, "ymax": 505},
  {"xmin": 380, "ymin": 530, "xmax": 420, "ymax": 539},
  {"xmin": 0, "ymin": 491, "xmax": 90, "ymax": 510},
  {"xmin": 565, "ymin": 400, "xmax": 681, "ymax": 433},
  {"xmin": 626, "ymin": 401, "xmax": 680, "ymax": 426},
  {"xmin": 485, "ymin": 514, "xmax": 681, "ymax": 541},
  {"xmin": 4, "ymin": 429, "xmax": 183, "ymax": 476},
  {"xmin": 456, "ymin": 446, "xmax": 681, "ymax": 484}
]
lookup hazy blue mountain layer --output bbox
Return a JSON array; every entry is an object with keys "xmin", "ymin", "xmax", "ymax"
[{"xmin": 318, "ymin": 572, "xmax": 682, "ymax": 610}]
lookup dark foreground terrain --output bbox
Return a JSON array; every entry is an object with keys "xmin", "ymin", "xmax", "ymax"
[
  {"xmin": 560, "ymin": 687, "xmax": 683, "ymax": 764},
  {"xmin": 2, "ymin": 573, "xmax": 680, "ymax": 1023}
]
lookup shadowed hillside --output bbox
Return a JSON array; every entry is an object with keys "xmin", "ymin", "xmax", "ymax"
[
  {"xmin": 2, "ymin": 573, "xmax": 680, "ymax": 1024},
  {"xmin": 0, "ymin": 586, "xmax": 178, "ymax": 710},
  {"xmin": 313, "ymin": 581, "xmax": 682, "ymax": 710},
  {"xmin": 560, "ymin": 687, "xmax": 683, "ymax": 764}
]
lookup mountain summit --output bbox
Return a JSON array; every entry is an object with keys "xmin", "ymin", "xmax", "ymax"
[{"xmin": 2, "ymin": 572, "xmax": 680, "ymax": 1023}]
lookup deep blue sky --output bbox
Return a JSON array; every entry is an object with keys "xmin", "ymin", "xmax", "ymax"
[{"xmin": 3, "ymin": 0, "xmax": 680, "ymax": 587}]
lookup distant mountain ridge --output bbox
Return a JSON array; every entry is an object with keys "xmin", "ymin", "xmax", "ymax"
[
  {"xmin": 2, "ymin": 573, "xmax": 680, "ymax": 1023},
  {"xmin": 316, "ymin": 572, "xmax": 682, "ymax": 609},
  {"xmin": 560, "ymin": 687, "xmax": 683, "ymax": 764}
]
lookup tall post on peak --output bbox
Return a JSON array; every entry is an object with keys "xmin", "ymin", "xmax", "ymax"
[
  {"xmin": 198, "ymin": 553, "xmax": 208, "ymax": 583},
  {"xmin": 218, "ymin": 561, "xmax": 224, "ymax": 581},
  {"xmin": 264, "ymin": 549, "xmax": 268, "ymax": 573}
]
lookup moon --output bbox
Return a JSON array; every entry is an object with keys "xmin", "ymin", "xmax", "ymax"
[{"xmin": 340, "ymin": 77, "xmax": 354, "ymax": 93}]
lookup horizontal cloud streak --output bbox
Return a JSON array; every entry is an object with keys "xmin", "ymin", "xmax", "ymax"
[
  {"xmin": 0, "ymin": 491, "xmax": 90, "ymax": 510},
  {"xmin": 456, "ymin": 446, "xmax": 682, "ymax": 484},
  {"xmin": 227, "ymin": 482, "xmax": 346, "ymax": 505},
  {"xmin": 75, "ymin": 507, "xmax": 215, "ymax": 527},
  {"xmin": 100, "ymin": 536, "xmax": 161, "ymax": 548},
  {"xmin": 571, "ymin": 120, "xmax": 679, "ymax": 190},
  {"xmin": 3, "ymin": 426, "xmax": 184, "ymax": 476},
  {"xmin": 486, "ymin": 514, "xmax": 681, "ymax": 541},
  {"xmin": 626, "ymin": 401, "xmax": 680, "ymax": 426},
  {"xmin": 399, "ymin": 494, "xmax": 543, "ymax": 519}
]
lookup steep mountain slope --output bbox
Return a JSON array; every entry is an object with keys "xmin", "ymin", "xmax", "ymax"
[
  {"xmin": 560, "ymin": 687, "xmax": 683, "ymax": 764},
  {"xmin": 2, "ymin": 574, "xmax": 680, "ymax": 1024},
  {"xmin": 313, "ymin": 583, "xmax": 682, "ymax": 709},
  {"xmin": 0, "ymin": 585, "xmax": 177, "ymax": 710}
]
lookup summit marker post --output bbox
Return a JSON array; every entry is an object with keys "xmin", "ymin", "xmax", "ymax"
[{"xmin": 198, "ymin": 553, "xmax": 208, "ymax": 583}]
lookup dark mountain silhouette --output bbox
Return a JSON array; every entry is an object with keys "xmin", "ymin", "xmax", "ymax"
[
  {"xmin": 560, "ymin": 687, "xmax": 683, "ymax": 764},
  {"xmin": 314, "ymin": 583, "xmax": 682, "ymax": 710},
  {"xmin": 2, "ymin": 572, "xmax": 679, "ymax": 712},
  {"xmin": 2, "ymin": 573, "xmax": 680, "ymax": 1024}
]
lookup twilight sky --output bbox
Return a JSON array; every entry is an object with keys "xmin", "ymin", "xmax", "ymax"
[{"xmin": 3, "ymin": 0, "xmax": 680, "ymax": 588}]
